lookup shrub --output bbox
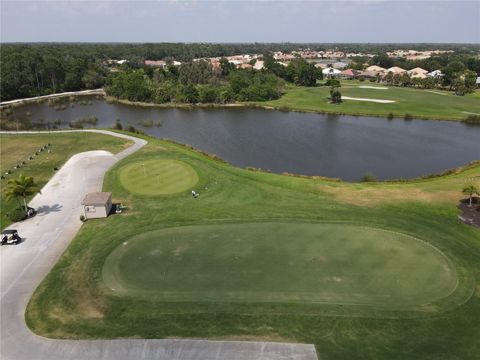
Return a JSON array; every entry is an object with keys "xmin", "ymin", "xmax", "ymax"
[
  {"xmin": 404, "ymin": 113, "xmax": 414, "ymax": 120},
  {"xmin": 8, "ymin": 207, "xmax": 26, "ymax": 222},
  {"xmin": 462, "ymin": 114, "xmax": 480, "ymax": 126},
  {"xmin": 361, "ymin": 174, "xmax": 377, "ymax": 182},
  {"xmin": 387, "ymin": 112, "xmax": 394, "ymax": 120},
  {"xmin": 325, "ymin": 79, "xmax": 341, "ymax": 87},
  {"xmin": 114, "ymin": 119, "xmax": 123, "ymax": 130},
  {"xmin": 330, "ymin": 87, "xmax": 342, "ymax": 104},
  {"xmin": 80, "ymin": 215, "xmax": 86, "ymax": 222}
]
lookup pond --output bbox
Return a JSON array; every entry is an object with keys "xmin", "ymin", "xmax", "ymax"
[{"xmin": 5, "ymin": 97, "xmax": 480, "ymax": 181}]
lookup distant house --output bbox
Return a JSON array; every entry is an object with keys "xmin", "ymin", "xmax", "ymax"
[
  {"xmin": 81, "ymin": 192, "xmax": 112, "ymax": 220},
  {"xmin": 427, "ymin": 70, "xmax": 443, "ymax": 78},
  {"xmin": 253, "ymin": 60, "xmax": 264, "ymax": 70},
  {"xmin": 238, "ymin": 63, "xmax": 253, "ymax": 69},
  {"xmin": 357, "ymin": 70, "xmax": 377, "ymax": 79},
  {"xmin": 144, "ymin": 60, "xmax": 167, "ymax": 67},
  {"xmin": 387, "ymin": 66, "xmax": 407, "ymax": 75},
  {"xmin": 322, "ymin": 67, "xmax": 341, "ymax": 78},
  {"xmin": 408, "ymin": 67, "xmax": 428, "ymax": 79},
  {"xmin": 365, "ymin": 65, "xmax": 387, "ymax": 75},
  {"xmin": 340, "ymin": 69, "xmax": 361, "ymax": 79},
  {"xmin": 314, "ymin": 63, "xmax": 328, "ymax": 69},
  {"xmin": 332, "ymin": 61, "xmax": 348, "ymax": 70},
  {"xmin": 477, "ymin": 76, "xmax": 480, "ymax": 88}
]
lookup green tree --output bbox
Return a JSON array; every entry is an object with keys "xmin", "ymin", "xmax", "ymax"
[
  {"xmin": 369, "ymin": 54, "xmax": 393, "ymax": 69},
  {"xmin": 4, "ymin": 174, "xmax": 40, "ymax": 215},
  {"xmin": 330, "ymin": 87, "xmax": 342, "ymax": 104},
  {"xmin": 462, "ymin": 185, "xmax": 479, "ymax": 207}
]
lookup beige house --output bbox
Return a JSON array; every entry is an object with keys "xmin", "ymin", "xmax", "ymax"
[
  {"xmin": 365, "ymin": 65, "xmax": 387, "ymax": 74},
  {"xmin": 81, "ymin": 192, "xmax": 112, "ymax": 219},
  {"xmin": 387, "ymin": 66, "xmax": 407, "ymax": 75},
  {"xmin": 408, "ymin": 67, "xmax": 429, "ymax": 79}
]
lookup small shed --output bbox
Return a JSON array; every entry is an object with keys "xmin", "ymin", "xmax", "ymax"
[{"xmin": 81, "ymin": 192, "xmax": 112, "ymax": 219}]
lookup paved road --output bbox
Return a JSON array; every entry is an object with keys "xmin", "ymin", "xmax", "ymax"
[
  {"xmin": 0, "ymin": 130, "xmax": 318, "ymax": 360},
  {"xmin": 0, "ymin": 89, "xmax": 104, "ymax": 106}
]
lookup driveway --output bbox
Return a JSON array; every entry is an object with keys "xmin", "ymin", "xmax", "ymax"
[{"xmin": 0, "ymin": 130, "xmax": 318, "ymax": 360}]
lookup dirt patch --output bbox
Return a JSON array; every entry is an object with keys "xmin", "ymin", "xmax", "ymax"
[
  {"xmin": 458, "ymin": 197, "xmax": 480, "ymax": 227},
  {"xmin": 323, "ymin": 185, "xmax": 459, "ymax": 206}
]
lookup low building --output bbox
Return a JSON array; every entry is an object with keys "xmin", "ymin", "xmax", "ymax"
[
  {"xmin": 357, "ymin": 70, "xmax": 377, "ymax": 79},
  {"xmin": 340, "ymin": 69, "xmax": 360, "ymax": 79},
  {"xmin": 427, "ymin": 70, "xmax": 443, "ymax": 78},
  {"xmin": 253, "ymin": 60, "xmax": 264, "ymax": 70},
  {"xmin": 477, "ymin": 77, "xmax": 480, "ymax": 88},
  {"xmin": 81, "ymin": 192, "xmax": 112, "ymax": 220},
  {"xmin": 387, "ymin": 66, "xmax": 407, "ymax": 75},
  {"xmin": 332, "ymin": 61, "xmax": 348, "ymax": 70},
  {"xmin": 365, "ymin": 65, "xmax": 387, "ymax": 75},
  {"xmin": 144, "ymin": 60, "xmax": 167, "ymax": 67},
  {"xmin": 322, "ymin": 67, "xmax": 341, "ymax": 78},
  {"xmin": 408, "ymin": 67, "xmax": 428, "ymax": 79}
]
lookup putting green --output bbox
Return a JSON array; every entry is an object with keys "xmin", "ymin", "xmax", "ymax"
[
  {"xmin": 119, "ymin": 159, "xmax": 198, "ymax": 195},
  {"xmin": 103, "ymin": 222, "xmax": 458, "ymax": 308}
]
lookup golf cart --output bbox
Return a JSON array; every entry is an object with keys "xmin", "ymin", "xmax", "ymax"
[{"xmin": 1, "ymin": 229, "xmax": 21, "ymax": 245}]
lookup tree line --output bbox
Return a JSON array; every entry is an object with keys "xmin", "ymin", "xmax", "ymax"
[{"xmin": 1, "ymin": 43, "xmax": 479, "ymax": 101}]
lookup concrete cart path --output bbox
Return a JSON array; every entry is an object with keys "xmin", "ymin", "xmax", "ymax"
[{"xmin": 0, "ymin": 130, "xmax": 318, "ymax": 360}]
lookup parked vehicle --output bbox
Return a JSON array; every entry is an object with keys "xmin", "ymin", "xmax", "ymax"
[{"xmin": 1, "ymin": 229, "xmax": 21, "ymax": 245}]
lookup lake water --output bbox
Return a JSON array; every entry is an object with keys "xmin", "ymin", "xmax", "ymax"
[{"xmin": 6, "ymin": 98, "xmax": 480, "ymax": 181}]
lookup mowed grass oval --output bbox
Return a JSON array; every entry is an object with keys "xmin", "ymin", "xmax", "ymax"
[
  {"xmin": 119, "ymin": 159, "xmax": 198, "ymax": 195},
  {"xmin": 102, "ymin": 222, "xmax": 458, "ymax": 308}
]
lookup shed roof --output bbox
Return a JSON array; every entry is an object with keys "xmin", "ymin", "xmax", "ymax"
[{"xmin": 82, "ymin": 192, "xmax": 112, "ymax": 206}]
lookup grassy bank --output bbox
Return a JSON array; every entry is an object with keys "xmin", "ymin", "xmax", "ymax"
[
  {"xmin": 25, "ymin": 134, "xmax": 480, "ymax": 360},
  {"xmin": 254, "ymin": 82, "xmax": 480, "ymax": 121},
  {"xmin": 0, "ymin": 132, "xmax": 131, "ymax": 229}
]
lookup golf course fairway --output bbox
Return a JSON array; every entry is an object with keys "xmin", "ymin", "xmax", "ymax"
[
  {"xmin": 119, "ymin": 159, "xmax": 198, "ymax": 195},
  {"xmin": 103, "ymin": 222, "xmax": 457, "ymax": 308},
  {"xmin": 22, "ymin": 133, "xmax": 479, "ymax": 360}
]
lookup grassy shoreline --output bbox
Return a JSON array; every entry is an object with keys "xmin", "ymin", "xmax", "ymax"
[{"xmin": 4, "ymin": 83, "xmax": 477, "ymax": 122}]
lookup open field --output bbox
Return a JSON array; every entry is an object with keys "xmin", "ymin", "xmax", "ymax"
[
  {"xmin": 256, "ymin": 82, "xmax": 480, "ymax": 120},
  {"xmin": 0, "ymin": 132, "xmax": 131, "ymax": 229},
  {"xmin": 25, "ymin": 133, "xmax": 480, "ymax": 359}
]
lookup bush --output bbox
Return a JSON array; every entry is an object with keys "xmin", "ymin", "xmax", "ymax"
[
  {"xmin": 80, "ymin": 215, "xmax": 86, "ymax": 222},
  {"xmin": 8, "ymin": 207, "xmax": 26, "ymax": 222},
  {"xmin": 330, "ymin": 87, "xmax": 342, "ymax": 104},
  {"xmin": 361, "ymin": 174, "xmax": 377, "ymax": 182},
  {"xmin": 462, "ymin": 114, "xmax": 480, "ymax": 126},
  {"xmin": 387, "ymin": 112, "xmax": 394, "ymax": 120},
  {"xmin": 404, "ymin": 113, "xmax": 414, "ymax": 120},
  {"xmin": 113, "ymin": 119, "xmax": 123, "ymax": 130},
  {"xmin": 325, "ymin": 79, "xmax": 341, "ymax": 87}
]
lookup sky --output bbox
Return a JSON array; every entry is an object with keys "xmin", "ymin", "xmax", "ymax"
[{"xmin": 1, "ymin": 0, "xmax": 479, "ymax": 43}]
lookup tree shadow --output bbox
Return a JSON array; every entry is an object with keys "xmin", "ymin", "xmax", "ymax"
[{"xmin": 36, "ymin": 204, "xmax": 63, "ymax": 215}]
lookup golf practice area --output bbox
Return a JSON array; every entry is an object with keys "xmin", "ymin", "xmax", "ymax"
[
  {"xmin": 24, "ymin": 134, "xmax": 480, "ymax": 360},
  {"xmin": 103, "ymin": 222, "xmax": 457, "ymax": 308},
  {"xmin": 119, "ymin": 159, "xmax": 198, "ymax": 195}
]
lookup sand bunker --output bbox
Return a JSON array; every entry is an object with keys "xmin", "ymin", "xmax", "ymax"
[
  {"xmin": 359, "ymin": 86, "xmax": 389, "ymax": 90},
  {"xmin": 342, "ymin": 96, "xmax": 396, "ymax": 103}
]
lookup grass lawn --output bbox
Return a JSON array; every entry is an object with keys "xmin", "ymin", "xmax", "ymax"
[
  {"xmin": 255, "ymin": 82, "xmax": 480, "ymax": 120},
  {"xmin": 103, "ymin": 222, "xmax": 457, "ymax": 308},
  {"xmin": 25, "ymin": 133, "xmax": 480, "ymax": 360},
  {"xmin": 0, "ymin": 132, "xmax": 132, "ymax": 229},
  {"xmin": 119, "ymin": 159, "xmax": 198, "ymax": 195}
]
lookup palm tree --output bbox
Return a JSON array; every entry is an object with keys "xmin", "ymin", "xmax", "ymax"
[
  {"xmin": 462, "ymin": 185, "xmax": 479, "ymax": 207},
  {"xmin": 4, "ymin": 174, "xmax": 40, "ymax": 215}
]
